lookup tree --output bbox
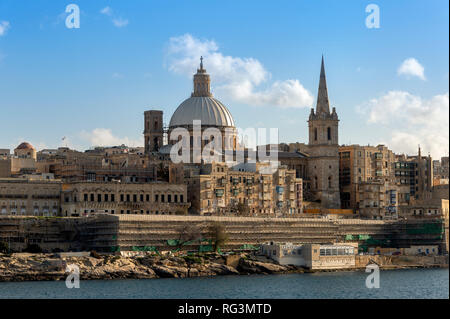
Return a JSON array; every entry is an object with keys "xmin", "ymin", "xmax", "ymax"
[
  {"xmin": 208, "ymin": 222, "xmax": 228, "ymax": 252},
  {"xmin": 236, "ymin": 203, "xmax": 250, "ymax": 216},
  {"xmin": 176, "ymin": 224, "xmax": 202, "ymax": 250}
]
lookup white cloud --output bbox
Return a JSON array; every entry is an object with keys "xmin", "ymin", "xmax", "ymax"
[
  {"xmin": 166, "ymin": 34, "xmax": 313, "ymax": 108},
  {"xmin": 112, "ymin": 72, "xmax": 124, "ymax": 79},
  {"xmin": 112, "ymin": 18, "xmax": 129, "ymax": 28},
  {"xmin": 397, "ymin": 58, "xmax": 426, "ymax": 80},
  {"xmin": 100, "ymin": 6, "xmax": 128, "ymax": 28},
  {"xmin": 358, "ymin": 91, "xmax": 449, "ymax": 158},
  {"xmin": 80, "ymin": 128, "xmax": 143, "ymax": 147},
  {"xmin": 100, "ymin": 6, "xmax": 113, "ymax": 16},
  {"xmin": 0, "ymin": 21, "xmax": 10, "ymax": 36}
]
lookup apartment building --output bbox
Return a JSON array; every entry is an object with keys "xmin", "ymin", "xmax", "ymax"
[{"xmin": 184, "ymin": 162, "xmax": 302, "ymax": 216}]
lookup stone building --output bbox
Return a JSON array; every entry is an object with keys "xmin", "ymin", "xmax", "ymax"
[
  {"xmin": 307, "ymin": 57, "xmax": 340, "ymax": 208},
  {"xmin": 14, "ymin": 142, "xmax": 37, "ymax": 160},
  {"xmin": 339, "ymin": 144, "xmax": 396, "ymax": 209},
  {"xmin": 0, "ymin": 178, "xmax": 61, "ymax": 216},
  {"xmin": 7, "ymin": 142, "xmax": 38, "ymax": 175},
  {"xmin": 184, "ymin": 162, "xmax": 302, "ymax": 216},
  {"xmin": 261, "ymin": 242, "xmax": 358, "ymax": 270},
  {"xmin": 394, "ymin": 146, "xmax": 433, "ymax": 201},
  {"xmin": 61, "ymin": 181, "xmax": 189, "ymax": 217},
  {"xmin": 358, "ymin": 180, "xmax": 399, "ymax": 220},
  {"xmin": 36, "ymin": 147, "xmax": 160, "ymax": 183},
  {"xmin": 0, "ymin": 158, "xmax": 11, "ymax": 178}
]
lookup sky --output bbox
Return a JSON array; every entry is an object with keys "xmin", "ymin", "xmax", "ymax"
[{"xmin": 0, "ymin": 0, "xmax": 448, "ymax": 158}]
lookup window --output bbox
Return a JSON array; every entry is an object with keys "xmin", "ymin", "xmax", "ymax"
[
  {"xmin": 90, "ymin": 194, "xmax": 94, "ymax": 202},
  {"xmin": 111, "ymin": 194, "xmax": 115, "ymax": 202},
  {"xmin": 104, "ymin": 194, "xmax": 109, "ymax": 202},
  {"xmin": 327, "ymin": 127, "xmax": 331, "ymax": 140},
  {"xmin": 314, "ymin": 128, "xmax": 317, "ymax": 141},
  {"xmin": 161, "ymin": 194, "xmax": 165, "ymax": 202},
  {"xmin": 180, "ymin": 195, "xmax": 184, "ymax": 203},
  {"xmin": 97, "ymin": 194, "xmax": 102, "ymax": 202},
  {"xmin": 155, "ymin": 194, "xmax": 159, "ymax": 202}
]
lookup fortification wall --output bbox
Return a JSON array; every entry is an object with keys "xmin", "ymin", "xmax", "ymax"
[{"xmin": 1, "ymin": 215, "xmax": 447, "ymax": 254}]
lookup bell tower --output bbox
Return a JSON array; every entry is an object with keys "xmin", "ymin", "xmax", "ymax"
[
  {"xmin": 307, "ymin": 56, "xmax": 341, "ymax": 208},
  {"xmin": 144, "ymin": 110, "xmax": 163, "ymax": 154}
]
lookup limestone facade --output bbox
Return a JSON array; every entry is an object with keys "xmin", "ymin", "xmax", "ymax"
[
  {"xmin": 0, "ymin": 178, "xmax": 61, "ymax": 216},
  {"xmin": 184, "ymin": 162, "xmax": 302, "ymax": 216},
  {"xmin": 61, "ymin": 181, "xmax": 189, "ymax": 217},
  {"xmin": 358, "ymin": 180, "xmax": 399, "ymax": 220},
  {"xmin": 339, "ymin": 144, "xmax": 396, "ymax": 210}
]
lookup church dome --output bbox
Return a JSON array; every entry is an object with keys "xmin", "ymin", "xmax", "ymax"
[
  {"xmin": 169, "ymin": 96, "xmax": 235, "ymax": 128},
  {"xmin": 16, "ymin": 142, "xmax": 35, "ymax": 150},
  {"xmin": 169, "ymin": 57, "xmax": 235, "ymax": 129}
]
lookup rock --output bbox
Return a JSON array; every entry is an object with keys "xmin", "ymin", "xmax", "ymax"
[
  {"xmin": 238, "ymin": 258, "xmax": 287, "ymax": 274},
  {"xmin": 225, "ymin": 255, "xmax": 240, "ymax": 268},
  {"xmin": 152, "ymin": 265, "xmax": 179, "ymax": 278},
  {"xmin": 208, "ymin": 263, "xmax": 240, "ymax": 275}
]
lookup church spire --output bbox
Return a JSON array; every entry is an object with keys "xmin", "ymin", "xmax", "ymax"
[
  {"xmin": 316, "ymin": 55, "xmax": 330, "ymax": 114},
  {"xmin": 192, "ymin": 56, "xmax": 212, "ymax": 97}
]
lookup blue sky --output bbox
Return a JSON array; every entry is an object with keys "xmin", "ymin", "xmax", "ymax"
[{"xmin": 0, "ymin": 0, "xmax": 448, "ymax": 158}]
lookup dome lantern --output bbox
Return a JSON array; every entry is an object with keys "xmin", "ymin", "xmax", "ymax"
[{"xmin": 192, "ymin": 56, "xmax": 212, "ymax": 97}]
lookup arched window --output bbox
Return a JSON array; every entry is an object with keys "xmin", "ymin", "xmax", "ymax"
[
  {"xmin": 314, "ymin": 176, "xmax": 318, "ymax": 189},
  {"xmin": 328, "ymin": 176, "xmax": 332, "ymax": 188},
  {"xmin": 327, "ymin": 127, "xmax": 331, "ymax": 140},
  {"xmin": 314, "ymin": 128, "xmax": 318, "ymax": 141}
]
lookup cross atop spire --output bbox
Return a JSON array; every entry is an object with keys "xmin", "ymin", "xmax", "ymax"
[
  {"xmin": 316, "ymin": 55, "xmax": 330, "ymax": 114},
  {"xmin": 200, "ymin": 56, "xmax": 204, "ymax": 70}
]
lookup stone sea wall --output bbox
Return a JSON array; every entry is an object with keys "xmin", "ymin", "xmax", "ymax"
[{"xmin": 0, "ymin": 215, "xmax": 448, "ymax": 254}]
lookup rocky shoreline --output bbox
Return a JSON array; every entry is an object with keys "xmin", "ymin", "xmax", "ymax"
[{"xmin": 0, "ymin": 252, "xmax": 447, "ymax": 282}]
